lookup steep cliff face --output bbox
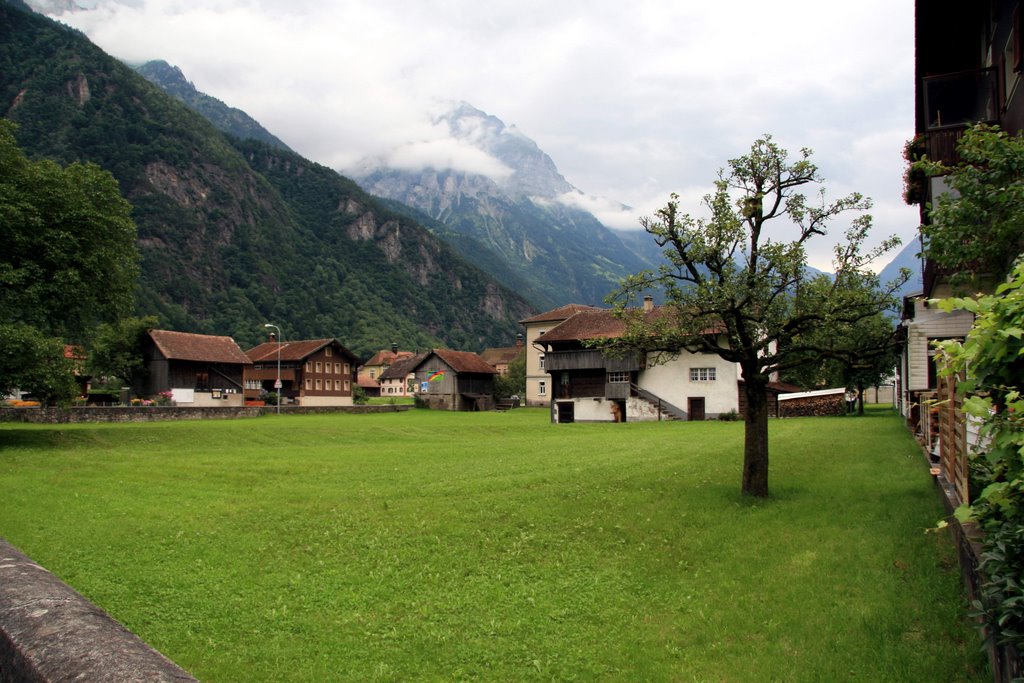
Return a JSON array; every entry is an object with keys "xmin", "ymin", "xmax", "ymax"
[
  {"xmin": 1, "ymin": 3, "xmax": 534, "ymax": 355},
  {"xmin": 355, "ymin": 102, "xmax": 653, "ymax": 308}
]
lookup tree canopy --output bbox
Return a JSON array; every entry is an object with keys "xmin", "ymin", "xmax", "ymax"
[
  {"xmin": 607, "ymin": 135, "xmax": 906, "ymax": 497},
  {"xmin": 916, "ymin": 124, "xmax": 1024, "ymax": 285},
  {"xmin": 0, "ymin": 119, "xmax": 138, "ymax": 343}
]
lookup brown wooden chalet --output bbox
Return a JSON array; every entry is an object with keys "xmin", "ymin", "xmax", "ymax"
[
  {"xmin": 136, "ymin": 329, "xmax": 251, "ymax": 407},
  {"xmin": 412, "ymin": 349, "xmax": 498, "ymax": 411},
  {"xmin": 245, "ymin": 338, "xmax": 360, "ymax": 407}
]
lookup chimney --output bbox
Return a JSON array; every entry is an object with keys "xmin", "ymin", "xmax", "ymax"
[
  {"xmin": 391, "ymin": 342, "xmax": 398, "ymax": 354},
  {"xmin": 516, "ymin": 333, "xmax": 523, "ymax": 349},
  {"xmin": 643, "ymin": 295, "xmax": 654, "ymax": 312}
]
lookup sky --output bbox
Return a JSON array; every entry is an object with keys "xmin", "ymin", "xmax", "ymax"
[{"xmin": 33, "ymin": 0, "xmax": 919, "ymax": 273}]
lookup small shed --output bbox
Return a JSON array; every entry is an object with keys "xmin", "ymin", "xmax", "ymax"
[{"xmin": 412, "ymin": 349, "xmax": 498, "ymax": 411}]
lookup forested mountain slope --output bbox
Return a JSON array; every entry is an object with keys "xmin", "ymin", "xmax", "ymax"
[{"xmin": 0, "ymin": 2, "xmax": 534, "ymax": 356}]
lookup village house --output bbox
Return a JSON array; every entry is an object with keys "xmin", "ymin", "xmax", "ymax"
[
  {"xmin": 377, "ymin": 352, "xmax": 427, "ymax": 398},
  {"xmin": 360, "ymin": 345, "xmax": 414, "ymax": 382},
  {"xmin": 411, "ymin": 349, "xmax": 498, "ymax": 411},
  {"xmin": 519, "ymin": 304, "xmax": 599, "ymax": 407},
  {"xmin": 244, "ymin": 337, "xmax": 360, "ymax": 407},
  {"xmin": 898, "ymin": 0, "xmax": 1024, "ymax": 498},
  {"xmin": 534, "ymin": 300, "xmax": 742, "ymax": 423},
  {"xmin": 480, "ymin": 336, "xmax": 524, "ymax": 376},
  {"xmin": 135, "ymin": 329, "xmax": 251, "ymax": 407}
]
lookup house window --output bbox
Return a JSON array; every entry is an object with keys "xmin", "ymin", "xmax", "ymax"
[
  {"xmin": 334, "ymin": 363, "xmax": 341, "ymax": 374},
  {"xmin": 690, "ymin": 367, "xmax": 716, "ymax": 382},
  {"xmin": 539, "ymin": 354, "xmax": 545, "ymax": 370},
  {"xmin": 334, "ymin": 380, "xmax": 341, "ymax": 391},
  {"xmin": 369, "ymin": 369, "xmax": 376, "ymax": 379},
  {"xmin": 305, "ymin": 378, "xmax": 312, "ymax": 390},
  {"xmin": 344, "ymin": 363, "xmax": 350, "ymax": 374},
  {"xmin": 325, "ymin": 347, "xmax": 332, "ymax": 357},
  {"xmin": 315, "ymin": 362, "xmax": 322, "ymax": 373},
  {"xmin": 538, "ymin": 380, "xmax": 547, "ymax": 396},
  {"xmin": 607, "ymin": 371, "xmax": 629, "ymax": 383},
  {"xmin": 315, "ymin": 379, "xmax": 322, "ymax": 390},
  {"xmin": 325, "ymin": 363, "xmax": 332, "ymax": 375},
  {"xmin": 305, "ymin": 361, "xmax": 312, "ymax": 372},
  {"xmin": 344, "ymin": 380, "xmax": 350, "ymax": 391}
]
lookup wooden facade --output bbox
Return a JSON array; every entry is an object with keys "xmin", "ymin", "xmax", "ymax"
[
  {"xmin": 245, "ymin": 338, "xmax": 359, "ymax": 406},
  {"xmin": 137, "ymin": 330, "xmax": 251, "ymax": 407},
  {"xmin": 412, "ymin": 349, "xmax": 497, "ymax": 411}
]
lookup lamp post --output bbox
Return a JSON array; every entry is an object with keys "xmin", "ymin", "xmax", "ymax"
[{"xmin": 264, "ymin": 323, "xmax": 281, "ymax": 415}]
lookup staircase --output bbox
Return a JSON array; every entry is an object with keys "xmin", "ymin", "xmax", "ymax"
[{"xmin": 631, "ymin": 383, "xmax": 687, "ymax": 421}]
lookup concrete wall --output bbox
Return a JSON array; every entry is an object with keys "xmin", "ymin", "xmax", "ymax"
[{"xmin": 0, "ymin": 539, "xmax": 197, "ymax": 682}]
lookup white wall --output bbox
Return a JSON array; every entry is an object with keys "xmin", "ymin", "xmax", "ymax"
[
  {"xmin": 299, "ymin": 395, "xmax": 354, "ymax": 407},
  {"xmin": 904, "ymin": 298, "xmax": 974, "ymax": 391},
  {"xmin": 639, "ymin": 350, "xmax": 739, "ymax": 417}
]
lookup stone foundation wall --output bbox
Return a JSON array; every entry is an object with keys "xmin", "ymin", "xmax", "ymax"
[
  {"xmin": 0, "ymin": 539, "xmax": 197, "ymax": 682},
  {"xmin": 0, "ymin": 404, "xmax": 411, "ymax": 424}
]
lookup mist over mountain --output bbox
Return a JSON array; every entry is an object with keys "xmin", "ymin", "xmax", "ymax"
[
  {"xmin": 354, "ymin": 102, "xmax": 658, "ymax": 309},
  {"xmin": 1, "ymin": 1, "xmax": 534, "ymax": 356}
]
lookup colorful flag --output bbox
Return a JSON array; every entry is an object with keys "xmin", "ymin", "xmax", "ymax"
[{"xmin": 427, "ymin": 370, "xmax": 445, "ymax": 382}]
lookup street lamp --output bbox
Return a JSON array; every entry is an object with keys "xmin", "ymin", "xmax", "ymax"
[{"xmin": 263, "ymin": 323, "xmax": 281, "ymax": 415}]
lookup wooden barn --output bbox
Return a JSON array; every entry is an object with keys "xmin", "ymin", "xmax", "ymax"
[
  {"xmin": 136, "ymin": 329, "xmax": 251, "ymax": 407},
  {"xmin": 412, "ymin": 349, "xmax": 498, "ymax": 411}
]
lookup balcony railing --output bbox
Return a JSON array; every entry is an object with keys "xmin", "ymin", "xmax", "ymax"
[{"xmin": 922, "ymin": 67, "xmax": 998, "ymax": 132}]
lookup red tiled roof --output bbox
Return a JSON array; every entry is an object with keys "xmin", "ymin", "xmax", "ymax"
[
  {"xmin": 246, "ymin": 339, "xmax": 358, "ymax": 364},
  {"xmin": 428, "ymin": 349, "xmax": 497, "ymax": 375},
  {"xmin": 364, "ymin": 349, "xmax": 415, "ymax": 366},
  {"xmin": 480, "ymin": 346, "xmax": 522, "ymax": 366},
  {"xmin": 519, "ymin": 303, "xmax": 600, "ymax": 325},
  {"xmin": 357, "ymin": 374, "xmax": 380, "ymax": 389},
  {"xmin": 149, "ymin": 330, "xmax": 251, "ymax": 364},
  {"xmin": 538, "ymin": 307, "xmax": 722, "ymax": 343}
]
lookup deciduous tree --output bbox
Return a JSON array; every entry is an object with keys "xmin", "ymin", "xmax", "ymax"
[{"xmin": 607, "ymin": 135, "xmax": 906, "ymax": 497}]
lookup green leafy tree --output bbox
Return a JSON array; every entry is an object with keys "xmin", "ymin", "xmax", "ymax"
[
  {"xmin": 0, "ymin": 120, "xmax": 138, "ymax": 342},
  {"xmin": 494, "ymin": 350, "xmax": 526, "ymax": 399},
  {"xmin": 916, "ymin": 124, "xmax": 1024, "ymax": 285},
  {"xmin": 0, "ymin": 323, "xmax": 77, "ymax": 404},
  {"xmin": 936, "ymin": 261, "xmax": 1024, "ymax": 651},
  {"xmin": 88, "ymin": 316, "xmax": 158, "ymax": 386},
  {"xmin": 606, "ymin": 135, "xmax": 905, "ymax": 497}
]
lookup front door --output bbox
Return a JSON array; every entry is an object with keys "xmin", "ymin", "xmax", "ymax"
[{"xmin": 688, "ymin": 397, "xmax": 706, "ymax": 421}]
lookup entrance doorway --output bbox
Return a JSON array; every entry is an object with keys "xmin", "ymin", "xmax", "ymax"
[{"xmin": 688, "ymin": 397, "xmax": 706, "ymax": 421}]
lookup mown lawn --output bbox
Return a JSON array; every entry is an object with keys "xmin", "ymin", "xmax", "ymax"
[{"xmin": 0, "ymin": 408, "xmax": 987, "ymax": 681}]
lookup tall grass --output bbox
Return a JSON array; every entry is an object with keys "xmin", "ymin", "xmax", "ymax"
[{"xmin": 0, "ymin": 408, "xmax": 986, "ymax": 681}]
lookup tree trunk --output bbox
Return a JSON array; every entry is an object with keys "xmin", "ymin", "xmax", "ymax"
[
  {"xmin": 742, "ymin": 376, "xmax": 770, "ymax": 497},
  {"xmin": 856, "ymin": 382, "xmax": 865, "ymax": 416}
]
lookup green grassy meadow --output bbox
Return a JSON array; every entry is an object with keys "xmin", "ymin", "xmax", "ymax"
[{"xmin": 0, "ymin": 408, "xmax": 987, "ymax": 681}]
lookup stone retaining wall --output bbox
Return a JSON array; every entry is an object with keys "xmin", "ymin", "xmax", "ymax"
[
  {"xmin": 0, "ymin": 539, "xmax": 197, "ymax": 682},
  {"xmin": 0, "ymin": 404, "xmax": 411, "ymax": 424}
]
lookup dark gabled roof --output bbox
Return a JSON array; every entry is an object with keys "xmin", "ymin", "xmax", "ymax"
[
  {"xmin": 519, "ymin": 303, "xmax": 600, "ymax": 325},
  {"xmin": 149, "ymin": 330, "xmax": 251, "ymax": 365},
  {"xmin": 538, "ymin": 307, "xmax": 723, "ymax": 344},
  {"xmin": 378, "ymin": 352, "xmax": 428, "ymax": 381},
  {"xmin": 421, "ymin": 349, "xmax": 497, "ymax": 375},
  {"xmin": 479, "ymin": 346, "xmax": 521, "ymax": 366},
  {"xmin": 246, "ymin": 338, "xmax": 359, "ymax": 364}
]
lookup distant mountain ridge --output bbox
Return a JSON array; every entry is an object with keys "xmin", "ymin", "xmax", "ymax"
[
  {"xmin": 1, "ymin": 1, "xmax": 534, "ymax": 356},
  {"xmin": 354, "ymin": 102, "xmax": 658, "ymax": 309},
  {"xmin": 135, "ymin": 60, "xmax": 293, "ymax": 153}
]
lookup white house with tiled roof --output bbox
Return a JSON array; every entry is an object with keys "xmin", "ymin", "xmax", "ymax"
[{"xmin": 534, "ymin": 302, "xmax": 741, "ymax": 423}]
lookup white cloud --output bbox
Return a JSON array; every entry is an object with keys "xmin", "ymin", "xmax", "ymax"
[{"xmin": 37, "ymin": 0, "xmax": 918, "ymax": 273}]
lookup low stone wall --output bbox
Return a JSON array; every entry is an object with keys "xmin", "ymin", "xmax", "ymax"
[
  {"xmin": 0, "ymin": 404, "xmax": 411, "ymax": 424},
  {"xmin": 0, "ymin": 539, "xmax": 197, "ymax": 682}
]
